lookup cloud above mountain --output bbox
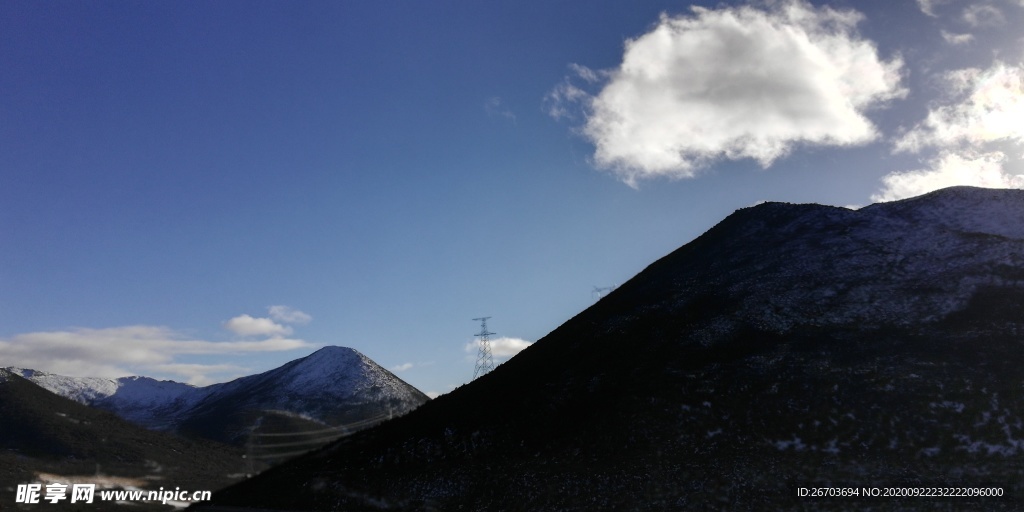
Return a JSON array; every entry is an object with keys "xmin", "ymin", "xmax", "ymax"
[
  {"xmin": 225, "ymin": 314, "xmax": 293, "ymax": 337},
  {"xmin": 0, "ymin": 305, "xmax": 315, "ymax": 385},
  {"xmin": 391, "ymin": 362, "xmax": 414, "ymax": 372},
  {"xmin": 872, "ymin": 151, "xmax": 1021, "ymax": 202},
  {"xmin": 875, "ymin": 61, "xmax": 1024, "ymax": 201},
  {"xmin": 0, "ymin": 325, "xmax": 310, "ymax": 384},
  {"xmin": 895, "ymin": 62, "xmax": 1024, "ymax": 152},
  {"xmin": 268, "ymin": 305, "xmax": 313, "ymax": 325},
  {"xmin": 546, "ymin": 0, "xmax": 905, "ymax": 185},
  {"xmin": 226, "ymin": 306, "xmax": 313, "ymax": 336},
  {"xmin": 464, "ymin": 336, "xmax": 533, "ymax": 359}
]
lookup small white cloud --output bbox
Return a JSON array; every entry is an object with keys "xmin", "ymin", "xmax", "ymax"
[
  {"xmin": 267, "ymin": 305, "xmax": 312, "ymax": 325},
  {"xmin": 489, "ymin": 337, "xmax": 533, "ymax": 357},
  {"xmin": 872, "ymin": 150, "xmax": 1023, "ymax": 202},
  {"xmin": 963, "ymin": 4, "xmax": 1005, "ymax": 27},
  {"xmin": 148, "ymin": 363, "xmax": 250, "ymax": 386},
  {"xmin": 0, "ymin": 325, "xmax": 311, "ymax": 383},
  {"xmin": 544, "ymin": 80, "xmax": 589, "ymax": 121},
  {"xmin": 484, "ymin": 97, "xmax": 517, "ymax": 124},
  {"xmin": 916, "ymin": 0, "xmax": 950, "ymax": 17},
  {"xmin": 464, "ymin": 336, "xmax": 533, "ymax": 358},
  {"xmin": 941, "ymin": 30, "xmax": 974, "ymax": 45},
  {"xmin": 568, "ymin": 63, "xmax": 605, "ymax": 83},
  {"xmin": 896, "ymin": 62, "xmax": 1024, "ymax": 153},
  {"xmin": 224, "ymin": 314, "xmax": 292, "ymax": 337},
  {"xmin": 546, "ymin": 0, "xmax": 905, "ymax": 186},
  {"xmin": 425, "ymin": 391, "xmax": 441, "ymax": 399},
  {"xmin": 391, "ymin": 362, "xmax": 414, "ymax": 372}
]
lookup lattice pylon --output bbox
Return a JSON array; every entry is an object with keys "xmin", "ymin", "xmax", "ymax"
[{"xmin": 472, "ymin": 317, "xmax": 496, "ymax": 379}]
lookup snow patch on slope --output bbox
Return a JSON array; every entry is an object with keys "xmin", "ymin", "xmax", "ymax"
[
  {"xmin": 863, "ymin": 186, "xmax": 1024, "ymax": 239},
  {"xmin": 6, "ymin": 368, "xmax": 119, "ymax": 404},
  {"xmin": 629, "ymin": 187, "xmax": 1024, "ymax": 340}
]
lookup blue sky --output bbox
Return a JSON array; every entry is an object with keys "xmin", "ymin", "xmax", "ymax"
[{"xmin": 2, "ymin": 0, "xmax": 1022, "ymax": 397}]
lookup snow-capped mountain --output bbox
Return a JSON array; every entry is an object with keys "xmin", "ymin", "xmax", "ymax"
[
  {"xmin": 6, "ymin": 368, "xmax": 210, "ymax": 429},
  {"xmin": 0, "ymin": 368, "xmax": 247, "ymax": 504},
  {"xmin": 5, "ymin": 367, "xmax": 121, "ymax": 404},
  {"xmin": 177, "ymin": 346, "xmax": 429, "ymax": 444},
  {"xmin": 202, "ymin": 187, "xmax": 1024, "ymax": 511},
  {"xmin": 7, "ymin": 346, "xmax": 429, "ymax": 445}
]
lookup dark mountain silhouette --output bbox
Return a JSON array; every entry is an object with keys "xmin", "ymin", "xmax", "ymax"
[
  {"xmin": 0, "ymin": 368, "xmax": 247, "ymax": 511},
  {"xmin": 200, "ymin": 186, "xmax": 1024, "ymax": 511}
]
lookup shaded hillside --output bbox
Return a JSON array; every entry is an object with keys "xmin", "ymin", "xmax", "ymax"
[
  {"xmin": 0, "ymin": 369, "xmax": 249, "ymax": 511},
  {"xmin": 202, "ymin": 187, "xmax": 1024, "ymax": 511}
]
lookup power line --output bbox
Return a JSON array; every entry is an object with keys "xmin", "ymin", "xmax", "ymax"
[
  {"xmin": 472, "ymin": 317, "xmax": 495, "ymax": 379},
  {"xmin": 242, "ymin": 411, "xmax": 396, "ymax": 468}
]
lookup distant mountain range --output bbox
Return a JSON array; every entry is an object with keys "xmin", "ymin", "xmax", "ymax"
[
  {"xmin": 0, "ymin": 367, "xmax": 245, "ymax": 511},
  {"xmin": 7, "ymin": 346, "xmax": 429, "ymax": 447},
  {"xmin": 200, "ymin": 187, "xmax": 1024, "ymax": 511}
]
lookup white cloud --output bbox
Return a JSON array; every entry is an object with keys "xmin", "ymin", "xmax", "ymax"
[
  {"xmin": 547, "ymin": 0, "xmax": 905, "ymax": 185},
  {"xmin": 872, "ymin": 150, "xmax": 1023, "ymax": 201},
  {"xmin": 895, "ymin": 62, "xmax": 1024, "ymax": 152},
  {"xmin": 484, "ymin": 97, "xmax": 517, "ymax": 124},
  {"xmin": 267, "ymin": 305, "xmax": 312, "ymax": 325},
  {"xmin": 391, "ymin": 362, "xmax": 414, "ymax": 372},
  {"xmin": 941, "ymin": 30, "xmax": 975, "ymax": 45},
  {"xmin": 880, "ymin": 61, "xmax": 1024, "ymax": 201},
  {"xmin": 148, "ymin": 363, "xmax": 251, "ymax": 387},
  {"xmin": 489, "ymin": 337, "xmax": 533, "ymax": 357},
  {"xmin": 224, "ymin": 314, "xmax": 292, "ymax": 337},
  {"xmin": 464, "ymin": 336, "xmax": 533, "ymax": 358},
  {"xmin": 568, "ymin": 63, "xmax": 606, "ymax": 83},
  {"xmin": 916, "ymin": 0, "xmax": 950, "ymax": 17},
  {"xmin": 963, "ymin": 4, "xmax": 1005, "ymax": 26},
  {"xmin": 544, "ymin": 75, "xmax": 591, "ymax": 121},
  {"xmin": 0, "ymin": 325, "xmax": 311, "ymax": 384},
  {"xmin": 425, "ymin": 391, "xmax": 441, "ymax": 399}
]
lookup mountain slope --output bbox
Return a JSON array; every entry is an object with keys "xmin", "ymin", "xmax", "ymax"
[
  {"xmin": 8, "ymin": 368, "xmax": 208, "ymax": 430},
  {"xmin": 0, "ymin": 368, "xmax": 247, "ymax": 510},
  {"xmin": 201, "ymin": 187, "xmax": 1024, "ymax": 511},
  {"xmin": 176, "ymin": 346, "xmax": 429, "ymax": 445}
]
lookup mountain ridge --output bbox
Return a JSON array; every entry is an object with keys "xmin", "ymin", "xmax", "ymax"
[
  {"xmin": 7, "ymin": 345, "xmax": 429, "ymax": 445},
  {"xmin": 0, "ymin": 368, "xmax": 247, "ymax": 511},
  {"xmin": 201, "ymin": 186, "xmax": 1024, "ymax": 511}
]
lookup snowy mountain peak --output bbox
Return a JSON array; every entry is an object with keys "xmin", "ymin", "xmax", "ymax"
[
  {"xmin": 259, "ymin": 345, "xmax": 411, "ymax": 400},
  {"xmin": 4, "ymin": 367, "xmax": 119, "ymax": 404},
  {"xmin": 295, "ymin": 345, "xmax": 363, "ymax": 372},
  {"xmin": 308, "ymin": 345, "xmax": 359, "ymax": 357}
]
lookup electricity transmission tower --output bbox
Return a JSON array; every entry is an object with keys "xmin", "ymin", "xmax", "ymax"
[{"xmin": 472, "ymin": 317, "xmax": 496, "ymax": 379}]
